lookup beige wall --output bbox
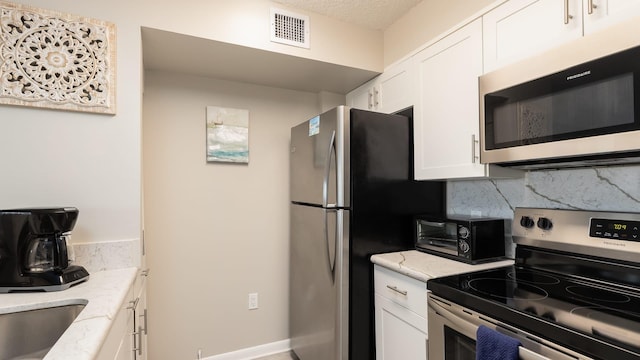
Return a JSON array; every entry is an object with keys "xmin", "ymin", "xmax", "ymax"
[
  {"xmin": 0, "ymin": 0, "xmax": 380, "ymax": 247},
  {"xmin": 135, "ymin": 0, "xmax": 383, "ymax": 72},
  {"xmin": 143, "ymin": 70, "xmax": 343, "ymax": 358},
  {"xmin": 384, "ymin": 0, "xmax": 500, "ymax": 66}
]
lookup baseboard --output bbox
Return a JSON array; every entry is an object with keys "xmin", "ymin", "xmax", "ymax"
[{"xmin": 204, "ymin": 339, "xmax": 291, "ymax": 360}]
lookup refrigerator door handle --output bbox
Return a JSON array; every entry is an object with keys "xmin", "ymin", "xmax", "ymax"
[
  {"xmin": 324, "ymin": 208, "xmax": 337, "ymax": 283},
  {"xmin": 322, "ymin": 130, "xmax": 337, "ymax": 208}
]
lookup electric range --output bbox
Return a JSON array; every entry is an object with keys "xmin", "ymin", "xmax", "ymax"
[{"xmin": 427, "ymin": 207, "xmax": 640, "ymax": 360}]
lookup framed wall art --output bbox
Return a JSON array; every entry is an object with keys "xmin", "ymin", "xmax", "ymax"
[
  {"xmin": 0, "ymin": 1, "xmax": 116, "ymax": 114},
  {"xmin": 206, "ymin": 106, "xmax": 249, "ymax": 164}
]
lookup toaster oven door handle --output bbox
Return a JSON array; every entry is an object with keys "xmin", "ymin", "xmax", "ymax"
[{"xmin": 429, "ymin": 299, "xmax": 552, "ymax": 360}]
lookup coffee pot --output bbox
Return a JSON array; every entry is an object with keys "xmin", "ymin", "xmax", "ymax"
[{"xmin": 0, "ymin": 207, "xmax": 89, "ymax": 292}]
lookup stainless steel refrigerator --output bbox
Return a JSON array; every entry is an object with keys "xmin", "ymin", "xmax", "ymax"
[{"xmin": 289, "ymin": 106, "xmax": 445, "ymax": 360}]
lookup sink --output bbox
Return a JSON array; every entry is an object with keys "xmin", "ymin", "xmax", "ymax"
[{"xmin": 0, "ymin": 303, "xmax": 86, "ymax": 360}]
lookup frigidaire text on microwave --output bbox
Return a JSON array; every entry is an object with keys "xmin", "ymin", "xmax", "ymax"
[{"xmin": 479, "ymin": 17, "xmax": 640, "ymax": 169}]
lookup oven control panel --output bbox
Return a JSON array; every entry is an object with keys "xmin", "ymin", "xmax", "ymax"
[
  {"xmin": 590, "ymin": 218, "xmax": 640, "ymax": 241},
  {"xmin": 513, "ymin": 207, "xmax": 640, "ymax": 263}
]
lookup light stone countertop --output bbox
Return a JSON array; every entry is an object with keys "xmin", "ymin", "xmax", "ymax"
[
  {"xmin": 370, "ymin": 250, "xmax": 514, "ymax": 282},
  {"xmin": 0, "ymin": 267, "xmax": 138, "ymax": 360}
]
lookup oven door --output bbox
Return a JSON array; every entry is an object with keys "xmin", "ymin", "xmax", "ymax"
[{"xmin": 427, "ymin": 294, "xmax": 594, "ymax": 360}]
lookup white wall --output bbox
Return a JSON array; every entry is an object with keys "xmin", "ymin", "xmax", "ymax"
[
  {"xmin": 0, "ymin": 0, "xmax": 144, "ymax": 244},
  {"xmin": 143, "ymin": 71, "xmax": 340, "ymax": 359}
]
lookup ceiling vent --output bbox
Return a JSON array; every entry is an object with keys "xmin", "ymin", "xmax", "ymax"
[{"xmin": 270, "ymin": 8, "xmax": 310, "ymax": 49}]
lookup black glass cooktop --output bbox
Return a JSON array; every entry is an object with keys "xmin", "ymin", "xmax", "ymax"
[{"xmin": 428, "ymin": 248, "xmax": 640, "ymax": 360}]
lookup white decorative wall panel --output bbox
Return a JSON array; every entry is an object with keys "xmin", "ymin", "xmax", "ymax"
[{"xmin": 0, "ymin": 1, "xmax": 116, "ymax": 114}]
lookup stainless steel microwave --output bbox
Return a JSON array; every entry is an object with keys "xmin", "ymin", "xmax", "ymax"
[
  {"xmin": 414, "ymin": 216, "xmax": 505, "ymax": 264},
  {"xmin": 480, "ymin": 18, "xmax": 640, "ymax": 169}
]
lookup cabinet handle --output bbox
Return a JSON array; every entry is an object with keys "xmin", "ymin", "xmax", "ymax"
[
  {"xmin": 133, "ymin": 326, "xmax": 143, "ymax": 355},
  {"xmin": 471, "ymin": 134, "xmax": 479, "ymax": 163},
  {"xmin": 587, "ymin": 0, "xmax": 597, "ymax": 14},
  {"xmin": 140, "ymin": 308, "xmax": 148, "ymax": 335},
  {"xmin": 386, "ymin": 285, "xmax": 408, "ymax": 296},
  {"xmin": 564, "ymin": 0, "xmax": 574, "ymax": 24},
  {"xmin": 373, "ymin": 87, "xmax": 380, "ymax": 108}
]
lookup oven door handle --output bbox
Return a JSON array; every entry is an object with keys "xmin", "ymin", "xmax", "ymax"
[{"xmin": 428, "ymin": 299, "xmax": 552, "ymax": 360}]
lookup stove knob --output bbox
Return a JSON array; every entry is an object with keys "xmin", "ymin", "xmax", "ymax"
[
  {"xmin": 537, "ymin": 217, "xmax": 553, "ymax": 230},
  {"xmin": 520, "ymin": 216, "xmax": 535, "ymax": 228}
]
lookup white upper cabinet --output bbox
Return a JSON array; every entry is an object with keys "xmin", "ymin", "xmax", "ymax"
[
  {"xmin": 483, "ymin": 0, "xmax": 583, "ymax": 73},
  {"xmin": 346, "ymin": 57, "xmax": 414, "ymax": 114},
  {"xmin": 484, "ymin": 0, "xmax": 640, "ymax": 72},
  {"xmin": 348, "ymin": 0, "xmax": 640, "ymax": 181},
  {"xmin": 413, "ymin": 19, "xmax": 520, "ymax": 180},
  {"xmin": 347, "ymin": 77, "xmax": 380, "ymax": 111},
  {"xmin": 376, "ymin": 60, "xmax": 415, "ymax": 114},
  {"xmin": 583, "ymin": 0, "xmax": 640, "ymax": 34}
]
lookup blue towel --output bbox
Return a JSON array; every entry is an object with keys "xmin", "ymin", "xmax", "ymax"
[{"xmin": 476, "ymin": 325, "xmax": 521, "ymax": 360}]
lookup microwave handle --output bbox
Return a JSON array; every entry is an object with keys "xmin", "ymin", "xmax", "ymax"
[
  {"xmin": 471, "ymin": 134, "xmax": 479, "ymax": 163},
  {"xmin": 429, "ymin": 299, "xmax": 552, "ymax": 360}
]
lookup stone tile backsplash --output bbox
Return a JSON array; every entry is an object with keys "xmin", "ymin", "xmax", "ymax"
[
  {"xmin": 72, "ymin": 239, "xmax": 141, "ymax": 273},
  {"xmin": 447, "ymin": 165, "xmax": 640, "ymax": 257}
]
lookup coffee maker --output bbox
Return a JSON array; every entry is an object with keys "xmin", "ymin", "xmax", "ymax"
[{"xmin": 0, "ymin": 207, "xmax": 89, "ymax": 292}]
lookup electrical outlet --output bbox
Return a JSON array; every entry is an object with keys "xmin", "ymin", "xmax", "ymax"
[{"xmin": 248, "ymin": 292, "xmax": 258, "ymax": 310}]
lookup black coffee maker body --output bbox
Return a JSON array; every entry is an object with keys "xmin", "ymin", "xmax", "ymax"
[{"xmin": 0, "ymin": 207, "xmax": 89, "ymax": 292}]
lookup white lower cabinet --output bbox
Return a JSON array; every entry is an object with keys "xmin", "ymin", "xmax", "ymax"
[
  {"xmin": 97, "ymin": 269, "xmax": 149, "ymax": 360},
  {"xmin": 374, "ymin": 265, "xmax": 428, "ymax": 360}
]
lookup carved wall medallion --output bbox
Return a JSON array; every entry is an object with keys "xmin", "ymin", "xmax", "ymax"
[{"xmin": 0, "ymin": 1, "xmax": 116, "ymax": 114}]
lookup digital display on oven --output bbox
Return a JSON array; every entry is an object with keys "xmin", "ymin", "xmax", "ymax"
[{"xmin": 590, "ymin": 218, "xmax": 640, "ymax": 241}]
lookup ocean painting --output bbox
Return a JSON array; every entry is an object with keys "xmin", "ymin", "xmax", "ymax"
[{"xmin": 206, "ymin": 106, "xmax": 249, "ymax": 163}]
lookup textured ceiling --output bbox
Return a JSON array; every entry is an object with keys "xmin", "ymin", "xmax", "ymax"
[{"xmin": 273, "ymin": 0, "xmax": 423, "ymax": 30}]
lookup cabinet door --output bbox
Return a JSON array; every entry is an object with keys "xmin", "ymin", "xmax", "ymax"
[
  {"xmin": 132, "ymin": 270, "xmax": 148, "ymax": 360},
  {"xmin": 114, "ymin": 309, "xmax": 135, "ymax": 360},
  {"xmin": 377, "ymin": 60, "xmax": 414, "ymax": 114},
  {"xmin": 346, "ymin": 77, "xmax": 379, "ymax": 111},
  {"xmin": 375, "ymin": 294, "xmax": 427, "ymax": 360},
  {"xmin": 583, "ymin": 0, "xmax": 640, "ymax": 34},
  {"xmin": 483, "ymin": 0, "xmax": 583, "ymax": 72},
  {"xmin": 96, "ymin": 282, "xmax": 135, "ymax": 360},
  {"xmin": 134, "ymin": 285, "xmax": 148, "ymax": 360},
  {"xmin": 413, "ymin": 19, "xmax": 487, "ymax": 180}
]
